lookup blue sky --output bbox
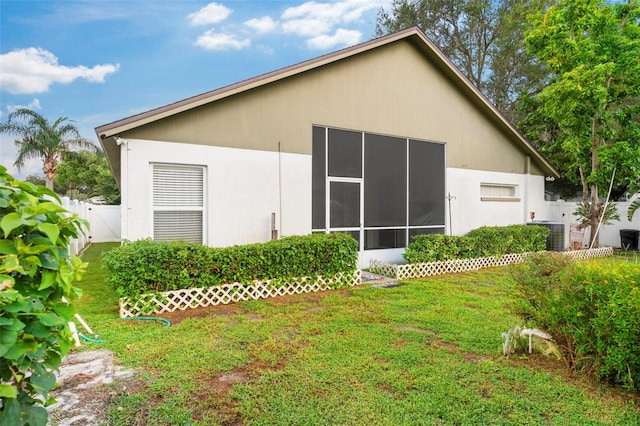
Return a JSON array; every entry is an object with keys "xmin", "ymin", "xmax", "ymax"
[{"xmin": 0, "ymin": 0, "xmax": 389, "ymax": 179}]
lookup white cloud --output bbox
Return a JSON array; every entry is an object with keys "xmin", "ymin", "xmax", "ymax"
[
  {"xmin": 279, "ymin": 0, "xmax": 386, "ymax": 48},
  {"xmin": 282, "ymin": 18, "xmax": 333, "ymax": 37},
  {"xmin": 187, "ymin": 2, "xmax": 232, "ymax": 26},
  {"xmin": 0, "ymin": 48, "xmax": 119, "ymax": 95},
  {"xmin": 244, "ymin": 16, "xmax": 278, "ymax": 34},
  {"xmin": 307, "ymin": 28, "xmax": 362, "ymax": 49},
  {"xmin": 7, "ymin": 98, "xmax": 41, "ymax": 113},
  {"xmin": 282, "ymin": 0, "xmax": 385, "ymax": 30},
  {"xmin": 195, "ymin": 31, "xmax": 251, "ymax": 51}
]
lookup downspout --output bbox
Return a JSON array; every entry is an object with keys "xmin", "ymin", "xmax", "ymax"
[
  {"xmin": 524, "ymin": 156, "xmax": 530, "ymax": 223},
  {"xmin": 278, "ymin": 141, "xmax": 282, "ymax": 238},
  {"xmin": 115, "ymin": 136, "xmax": 129, "ymax": 242}
]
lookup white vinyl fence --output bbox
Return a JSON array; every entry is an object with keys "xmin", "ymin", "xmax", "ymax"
[
  {"xmin": 59, "ymin": 197, "xmax": 121, "ymax": 255},
  {"xmin": 542, "ymin": 199, "xmax": 640, "ymax": 250},
  {"xmin": 54, "ymin": 198, "xmax": 639, "ymax": 256}
]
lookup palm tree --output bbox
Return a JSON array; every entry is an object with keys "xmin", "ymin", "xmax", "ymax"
[{"xmin": 0, "ymin": 108, "xmax": 95, "ymax": 190}]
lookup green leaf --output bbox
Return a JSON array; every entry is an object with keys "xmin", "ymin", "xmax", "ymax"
[
  {"xmin": 2, "ymin": 299, "xmax": 29, "ymax": 313},
  {"xmin": 34, "ymin": 202, "xmax": 66, "ymax": 214},
  {"xmin": 57, "ymin": 264, "xmax": 74, "ymax": 289},
  {"xmin": 0, "ymin": 397, "xmax": 21, "ymax": 425},
  {"xmin": 0, "ymin": 239, "xmax": 17, "ymax": 254},
  {"xmin": 0, "ymin": 329, "xmax": 19, "ymax": 357},
  {"xmin": 26, "ymin": 321, "xmax": 51, "ymax": 339},
  {"xmin": 0, "ymin": 212, "xmax": 23, "ymax": 237},
  {"xmin": 24, "ymin": 403, "xmax": 48, "ymax": 426},
  {"xmin": 3, "ymin": 336, "xmax": 37, "ymax": 360},
  {"xmin": 36, "ymin": 223, "xmax": 60, "ymax": 245},
  {"xmin": 38, "ymin": 252, "xmax": 60, "ymax": 270},
  {"xmin": 0, "ymin": 317, "xmax": 25, "ymax": 331},
  {"xmin": 0, "ymin": 254, "xmax": 23, "ymax": 274},
  {"xmin": 0, "ymin": 212, "xmax": 36, "ymax": 237},
  {"xmin": 29, "ymin": 371, "xmax": 56, "ymax": 395},
  {"xmin": 0, "ymin": 383, "xmax": 17, "ymax": 398},
  {"xmin": 42, "ymin": 351, "xmax": 62, "ymax": 370},
  {"xmin": 37, "ymin": 269, "xmax": 57, "ymax": 291},
  {"xmin": 38, "ymin": 312, "xmax": 65, "ymax": 327},
  {"xmin": 52, "ymin": 302, "xmax": 76, "ymax": 320}
]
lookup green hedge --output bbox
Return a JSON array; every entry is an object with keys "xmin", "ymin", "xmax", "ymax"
[
  {"xmin": 403, "ymin": 225, "xmax": 550, "ymax": 263},
  {"xmin": 102, "ymin": 233, "xmax": 358, "ymax": 298},
  {"xmin": 512, "ymin": 254, "xmax": 640, "ymax": 391}
]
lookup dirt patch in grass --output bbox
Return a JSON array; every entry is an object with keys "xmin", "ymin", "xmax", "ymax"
[
  {"xmin": 395, "ymin": 325, "xmax": 437, "ymax": 334},
  {"xmin": 200, "ymin": 356, "xmax": 291, "ymax": 424},
  {"xmin": 152, "ymin": 288, "xmax": 355, "ymax": 325}
]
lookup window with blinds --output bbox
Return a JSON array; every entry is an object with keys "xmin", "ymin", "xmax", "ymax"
[
  {"xmin": 480, "ymin": 183, "xmax": 519, "ymax": 201},
  {"xmin": 152, "ymin": 164, "xmax": 205, "ymax": 244}
]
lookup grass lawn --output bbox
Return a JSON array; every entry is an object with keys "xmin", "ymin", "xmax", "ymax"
[{"xmin": 74, "ymin": 243, "xmax": 639, "ymax": 425}]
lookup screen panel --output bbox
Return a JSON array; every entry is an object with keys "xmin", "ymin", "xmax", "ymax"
[
  {"xmin": 328, "ymin": 128, "xmax": 362, "ymax": 178},
  {"xmin": 329, "ymin": 181, "xmax": 360, "ymax": 228},
  {"xmin": 364, "ymin": 133, "xmax": 407, "ymax": 227},
  {"xmin": 365, "ymin": 229, "xmax": 406, "ymax": 250},
  {"xmin": 409, "ymin": 140, "xmax": 445, "ymax": 226},
  {"xmin": 312, "ymin": 126, "xmax": 326, "ymax": 229}
]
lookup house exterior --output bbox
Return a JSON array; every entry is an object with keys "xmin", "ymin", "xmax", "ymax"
[{"xmin": 96, "ymin": 27, "xmax": 558, "ymax": 267}]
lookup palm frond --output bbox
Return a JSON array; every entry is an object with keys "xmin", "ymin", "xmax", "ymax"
[{"xmin": 629, "ymin": 199, "xmax": 640, "ymax": 222}]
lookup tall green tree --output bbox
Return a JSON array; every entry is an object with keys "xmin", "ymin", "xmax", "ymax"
[
  {"xmin": 0, "ymin": 109, "xmax": 95, "ymax": 191},
  {"xmin": 54, "ymin": 149, "xmax": 121, "ymax": 204},
  {"xmin": 525, "ymin": 0, "xmax": 640, "ymax": 246},
  {"xmin": 376, "ymin": 0, "xmax": 550, "ymax": 122}
]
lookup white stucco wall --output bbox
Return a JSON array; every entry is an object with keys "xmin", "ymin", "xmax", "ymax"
[
  {"xmin": 120, "ymin": 138, "xmax": 310, "ymax": 247},
  {"xmin": 446, "ymin": 168, "xmax": 546, "ymax": 236},
  {"xmin": 119, "ymin": 140, "xmax": 548, "ymax": 267}
]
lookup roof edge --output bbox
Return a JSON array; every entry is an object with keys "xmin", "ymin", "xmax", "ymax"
[
  {"xmin": 94, "ymin": 26, "xmax": 559, "ymax": 178},
  {"xmin": 94, "ymin": 27, "xmax": 420, "ymax": 137}
]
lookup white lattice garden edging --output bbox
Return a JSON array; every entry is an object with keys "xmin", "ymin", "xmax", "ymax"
[
  {"xmin": 370, "ymin": 247, "xmax": 614, "ymax": 281},
  {"xmin": 119, "ymin": 270, "xmax": 362, "ymax": 318}
]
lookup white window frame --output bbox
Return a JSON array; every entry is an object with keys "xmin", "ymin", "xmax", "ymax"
[
  {"xmin": 151, "ymin": 163, "xmax": 206, "ymax": 244},
  {"xmin": 480, "ymin": 183, "xmax": 520, "ymax": 202}
]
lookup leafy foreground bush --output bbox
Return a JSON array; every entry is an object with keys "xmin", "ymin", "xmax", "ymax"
[
  {"xmin": 0, "ymin": 166, "xmax": 88, "ymax": 425},
  {"xmin": 512, "ymin": 253, "xmax": 640, "ymax": 391},
  {"xmin": 404, "ymin": 225, "xmax": 549, "ymax": 263},
  {"xmin": 102, "ymin": 233, "xmax": 359, "ymax": 298}
]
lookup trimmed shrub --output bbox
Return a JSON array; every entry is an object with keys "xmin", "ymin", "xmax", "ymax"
[
  {"xmin": 466, "ymin": 225, "xmax": 549, "ymax": 256},
  {"xmin": 0, "ymin": 166, "xmax": 88, "ymax": 425},
  {"xmin": 512, "ymin": 254, "xmax": 640, "ymax": 391},
  {"xmin": 404, "ymin": 225, "xmax": 549, "ymax": 263},
  {"xmin": 403, "ymin": 234, "xmax": 476, "ymax": 263},
  {"xmin": 102, "ymin": 233, "xmax": 359, "ymax": 298}
]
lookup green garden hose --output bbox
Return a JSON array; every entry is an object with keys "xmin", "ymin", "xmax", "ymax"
[
  {"xmin": 80, "ymin": 333, "xmax": 106, "ymax": 343},
  {"xmin": 122, "ymin": 316, "xmax": 171, "ymax": 328},
  {"xmin": 78, "ymin": 316, "xmax": 171, "ymax": 344}
]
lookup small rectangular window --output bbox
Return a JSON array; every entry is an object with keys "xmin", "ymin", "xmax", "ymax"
[
  {"xmin": 153, "ymin": 164, "xmax": 205, "ymax": 244},
  {"xmin": 480, "ymin": 184, "xmax": 520, "ymax": 202}
]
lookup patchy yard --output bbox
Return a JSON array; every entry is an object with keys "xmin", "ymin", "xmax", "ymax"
[{"xmin": 63, "ymin": 243, "xmax": 640, "ymax": 425}]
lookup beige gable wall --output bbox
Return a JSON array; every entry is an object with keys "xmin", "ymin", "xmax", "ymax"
[{"xmin": 123, "ymin": 41, "xmax": 544, "ymax": 176}]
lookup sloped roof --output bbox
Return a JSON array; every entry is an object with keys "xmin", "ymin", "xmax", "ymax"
[{"xmin": 96, "ymin": 27, "xmax": 559, "ymax": 181}]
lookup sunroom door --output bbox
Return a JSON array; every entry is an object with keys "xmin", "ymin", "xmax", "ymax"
[{"xmin": 328, "ymin": 178, "xmax": 362, "ymax": 249}]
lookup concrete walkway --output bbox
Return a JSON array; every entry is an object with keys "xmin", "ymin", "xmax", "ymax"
[{"xmin": 47, "ymin": 349, "xmax": 134, "ymax": 426}]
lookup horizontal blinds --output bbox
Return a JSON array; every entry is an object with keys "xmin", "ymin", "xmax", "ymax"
[
  {"xmin": 153, "ymin": 164, "xmax": 204, "ymax": 207},
  {"xmin": 152, "ymin": 164, "xmax": 204, "ymax": 244},
  {"xmin": 153, "ymin": 211, "xmax": 203, "ymax": 244}
]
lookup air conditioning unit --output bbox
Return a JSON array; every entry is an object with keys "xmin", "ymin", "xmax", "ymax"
[{"xmin": 528, "ymin": 221, "xmax": 565, "ymax": 251}]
